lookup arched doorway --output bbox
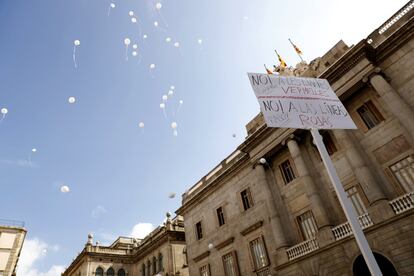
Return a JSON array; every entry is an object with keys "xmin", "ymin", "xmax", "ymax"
[{"xmin": 353, "ymin": 253, "xmax": 398, "ymax": 275}]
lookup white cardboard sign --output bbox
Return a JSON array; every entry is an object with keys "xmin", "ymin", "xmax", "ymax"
[{"xmin": 248, "ymin": 73, "xmax": 357, "ymax": 129}]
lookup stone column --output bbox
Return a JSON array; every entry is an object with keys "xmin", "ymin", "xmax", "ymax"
[
  {"xmin": 255, "ymin": 164, "xmax": 289, "ymax": 249},
  {"xmin": 255, "ymin": 164, "xmax": 289, "ymax": 265},
  {"xmin": 370, "ymin": 73, "xmax": 414, "ymax": 146},
  {"xmin": 285, "ymin": 136, "xmax": 331, "ymax": 229},
  {"xmin": 333, "ymin": 129, "xmax": 387, "ymax": 204}
]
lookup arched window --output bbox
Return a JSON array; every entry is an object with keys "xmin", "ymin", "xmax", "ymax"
[
  {"xmin": 118, "ymin": 268, "xmax": 126, "ymax": 276},
  {"xmin": 147, "ymin": 260, "xmax": 151, "ymax": 276},
  {"xmin": 107, "ymin": 267, "xmax": 115, "ymax": 276},
  {"xmin": 142, "ymin": 264, "xmax": 146, "ymax": 276},
  {"xmin": 158, "ymin": 253, "xmax": 163, "ymax": 272},
  {"xmin": 95, "ymin": 267, "xmax": 104, "ymax": 276},
  {"xmin": 153, "ymin": 256, "xmax": 157, "ymax": 274}
]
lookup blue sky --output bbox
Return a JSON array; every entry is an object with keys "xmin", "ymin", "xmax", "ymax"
[{"xmin": 0, "ymin": 0, "xmax": 408, "ymax": 274}]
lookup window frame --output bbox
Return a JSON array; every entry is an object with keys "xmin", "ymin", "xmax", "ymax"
[
  {"xmin": 248, "ymin": 236, "xmax": 270, "ymax": 271},
  {"xmin": 199, "ymin": 264, "xmax": 211, "ymax": 276},
  {"xmin": 222, "ymin": 251, "xmax": 240, "ymax": 276},
  {"xmin": 296, "ymin": 210, "xmax": 318, "ymax": 241},
  {"xmin": 240, "ymin": 188, "xmax": 254, "ymax": 211},
  {"xmin": 356, "ymin": 100, "xmax": 384, "ymax": 130},
  {"xmin": 279, "ymin": 158, "xmax": 297, "ymax": 184},
  {"xmin": 195, "ymin": 221, "xmax": 203, "ymax": 240},
  {"xmin": 386, "ymin": 154, "xmax": 414, "ymax": 194},
  {"xmin": 216, "ymin": 206, "xmax": 226, "ymax": 227}
]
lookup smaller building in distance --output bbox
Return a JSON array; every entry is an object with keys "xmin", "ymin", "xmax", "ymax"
[
  {"xmin": 0, "ymin": 219, "xmax": 26, "ymax": 276},
  {"xmin": 62, "ymin": 214, "xmax": 188, "ymax": 276}
]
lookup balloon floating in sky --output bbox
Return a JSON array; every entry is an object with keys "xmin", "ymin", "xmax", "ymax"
[
  {"xmin": 138, "ymin": 122, "xmax": 145, "ymax": 128},
  {"xmin": 124, "ymin": 38, "xmax": 131, "ymax": 61},
  {"xmin": 132, "ymin": 51, "xmax": 137, "ymax": 57},
  {"xmin": 165, "ymin": 37, "xmax": 171, "ymax": 43},
  {"xmin": 154, "ymin": 21, "xmax": 159, "ymax": 27},
  {"xmin": 160, "ymin": 103, "xmax": 165, "ymax": 109},
  {"xmin": 150, "ymin": 63, "xmax": 155, "ymax": 69},
  {"xmin": 171, "ymin": 122, "xmax": 177, "ymax": 129},
  {"xmin": 32, "ymin": 148, "xmax": 37, "ymax": 153},
  {"xmin": 168, "ymin": 90, "xmax": 173, "ymax": 96},
  {"xmin": 162, "ymin": 95, "xmax": 168, "ymax": 101},
  {"xmin": 143, "ymin": 34, "xmax": 148, "ymax": 39},
  {"xmin": 168, "ymin": 192, "xmax": 176, "ymax": 199},
  {"xmin": 1, "ymin": 108, "xmax": 8, "ymax": 118},
  {"xmin": 73, "ymin": 40, "xmax": 80, "ymax": 68},
  {"xmin": 68, "ymin": 96, "xmax": 76, "ymax": 104},
  {"xmin": 60, "ymin": 185, "xmax": 70, "ymax": 193},
  {"xmin": 174, "ymin": 42, "xmax": 180, "ymax": 48},
  {"xmin": 243, "ymin": 16, "xmax": 249, "ymax": 20},
  {"xmin": 131, "ymin": 17, "xmax": 137, "ymax": 23},
  {"xmin": 155, "ymin": 2, "xmax": 162, "ymax": 10},
  {"xmin": 170, "ymin": 85, "xmax": 175, "ymax": 90},
  {"xmin": 179, "ymin": 100, "xmax": 183, "ymax": 105},
  {"xmin": 110, "ymin": 3, "xmax": 115, "ymax": 8},
  {"xmin": 129, "ymin": 10, "xmax": 134, "ymax": 16},
  {"xmin": 132, "ymin": 44, "xmax": 138, "ymax": 49},
  {"xmin": 155, "ymin": 2, "xmax": 168, "ymax": 27},
  {"xmin": 198, "ymin": 39, "xmax": 203, "ymax": 44}
]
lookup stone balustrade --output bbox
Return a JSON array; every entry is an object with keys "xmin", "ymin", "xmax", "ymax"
[
  {"xmin": 88, "ymin": 246, "xmax": 130, "ymax": 255},
  {"xmin": 286, "ymin": 238, "xmax": 319, "ymax": 261},
  {"xmin": 256, "ymin": 266, "xmax": 272, "ymax": 276},
  {"xmin": 331, "ymin": 213, "xmax": 373, "ymax": 241},
  {"xmin": 389, "ymin": 191, "xmax": 414, "ymax": 214}
]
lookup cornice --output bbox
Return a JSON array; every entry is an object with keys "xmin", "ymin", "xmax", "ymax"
[
  {"xmin": 215, "ymin": 237, "xmax": 235, "ymax": 250},
  {"xmin": 240, "ymin": 220, "xmax": 264, "ymax": 236},
  {"xmin": 193, "ymin": 250, "xmax": 210, "ymax": 263}
]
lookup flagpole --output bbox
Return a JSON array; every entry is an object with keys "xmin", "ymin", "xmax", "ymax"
[{"xmin": 289, "ymin": 38, "xmax": 304, "ymax": 62}]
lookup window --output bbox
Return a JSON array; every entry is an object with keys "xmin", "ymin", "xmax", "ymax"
[
  {"xmin": 107, "ymin": 268, "xmax": 115, "ymax": 276},
  {"xmin": 146, "ymin": 260, "xmax": 151, "ymax": 276},
  {"xmin": 390, "ymin": 155, "xmax": 414, "ymax": 192},
  {"xmin": 158, "ymin": 253, "xmax": 163, "ymax": 272},
  {"xmin": 95, "ymin": 268, "xmax": 104, "ymax": 276},
  {"xmin": 279, "ymin": 160, "xmax": 296, "ymax": 184},
  {"xmin": 249, "ymin": 237, "xmax": 269, "ymax": 270},
  {"xmin": 297, "ymin": 211, "xmax": 318, "ymax": 240},
  {"xmin": 118, "ymin": 269, "xmax": 126, "ymax": 276},
  {"xmin": 142, "ymin": 264, "xmax": 146, "ymax": 276},
  {"xmin": 241, "ymin": 188, "xmax": 253, "ymax": 211},
  {"xmin": 217, "ymin": 207, "xmax": 225, "ymax": 226},
  {"xmin": 222, "ymin": 251, "xmax": 239, "ymax": 276},
  {"xmin": 196, "ymin": 221, "xmax": 203, "ymax": 240},
  {"xmin": 322, "ymin": 131, "xmax": 337, "ymax": 155},
  {"xmin": 346, "ymin": 186, "xmax": 367, "ymax": 216},
  {"xmin": 357, "ymin": 101, "xmax": 384, "ymax": 129},
  {"xmin": 153, "ymin": 257, "xmax": 157, "ymax": 274},
  {"xmin": 200, "ymin": 264, "xmax": 210, "ymax": 276}
]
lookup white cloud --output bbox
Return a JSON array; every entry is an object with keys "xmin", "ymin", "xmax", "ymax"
[
  {"xmin": 130, "ymin": 223, "xmax": 154, "ymax": 239},
  {"xmin": 17, "ymin": 238, "xmax": 64, "ymax": 276},
  {"xmin": 91, "ymin": 205, "xmax": 107, "ymax": 219}
]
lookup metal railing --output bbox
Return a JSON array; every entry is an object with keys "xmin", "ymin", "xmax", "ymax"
[
  {"xmin": 286, "ymin": 238, "xmax": 319, "ymax": 260},
  {"xmin": 331, "ymin": 213, "xmax": 373, "ymax": 241},
  {"xmin": 389, "ymin": 191, "xmax": 414, "ymax": 214}
]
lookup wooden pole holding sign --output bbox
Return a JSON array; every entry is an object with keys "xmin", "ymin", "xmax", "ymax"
[
  {"xmin": 310, "ymin": 128, "xmax": 382, "ymax": 276},
  {"xmin": 247, "ymin": 73, "xmax": 383, "ymax": 276}
]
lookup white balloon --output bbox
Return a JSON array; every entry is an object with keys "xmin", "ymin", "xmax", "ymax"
[
  {"xmin": 155, "ymin": 2, "xmax": 162, "ymax": 10},
  {"xmin": 139, "ymin": 122, "xmax": 145, "ymax": 128},
  {"xmin": 165, "ymin": 37, "xmax": 171, "ymax": 43},
  {"xmin": 60, "ymin": 185, "xmax": 70, "ymax": 193},
  {"xmin": 150, "ymin": 63, "xmax": 155, "ymax": 69},
  {"xmin": 143, "ymin": 34, "xmax": 148, "ymax": 39},
  {"xmin": 168, "ymin": 90, "xmax": 173, "ymax": 96},
  {"xmin": 243, "ymin": 16, "xmax": 249, "ymax": 20},
  {"xmin": 32, "ymin": 148, "xmax": 37, "ymax": 153},
  {"xmin": 179, "ymin": 100, "xmax": 183, "ymax": 104},
  {"xmin": 162, "ymin": 95, "xmax": 168, "ymax": 101},
  {"xmin": 68, "ymin": 96, "xmax": 76, "ymax": 104},
  {"xmin": 198, "ymin": 39, "xmax": 203, "ymax": 44},
  {"xmin": 124, "ymin": 38, "xmax": 131, "ymax": 45},
  {"xmin": 160, "ymin": 103, "xmax": 165, "ymax": 109},
  {"xmin": 132, "ymin": 44, "xmax": 138, "ymax": 49},
  {"xmin": 1, "ymin": 108, "xmax": 8, "ymax": 114},
  {"xmin": 129, "ymin": 11, "xmax": 134, "ymax": 16},
  {"xmin": 170, "ymin": 85, "xmax": 175, "ymax": 90},
  {"xmin": 74, "ymin": 40, "xmax": 80, "ymax": 46},
  {"xmin": 131, "ymin": 17, "xmax": 137, "ymax": 23},
  {"xmin": 153, "ymin": 21, "xmax": 159, "ymax": 27},
  {"xmin": 174, "ymin": 42, "xmax": 180, "ymax": 47},
  {"xmin": 132, "ymin": 51, "xmax": 137, "ymax": 56},
  {"xmin": 171, "ymin": 122, "xmax": 177, "ymax": 129},
  {"xmin": 173, "ymin": 130, "xmax": 178, "ymax": 136},
  {"xmin": 110, "ymin": 3, "xmax": 115, "ymax": 8}
]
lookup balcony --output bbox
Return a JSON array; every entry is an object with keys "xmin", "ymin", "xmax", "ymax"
[
  {"xmin": 286, "ymin": 238, "xmax": 319, "ymax": 261},
  {"xmin": 389, "ymin": 191, "xmax": 414, "ymax": 214},
  {"xmin": 331, "ymin": 213, "xmax": 373, "ymax": 241}
]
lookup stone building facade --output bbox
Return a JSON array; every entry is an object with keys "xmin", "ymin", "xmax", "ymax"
[
  {"xmin": 176, "ymin": 2, "xmax": 414, "ymax": 276},
  {"xmin": 0, "ymin": 220, "xmax": 26, "ymax": 276},
  {"xmin": 62, "ymin": 215, "xmax": 188, "ymax": 276}
]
